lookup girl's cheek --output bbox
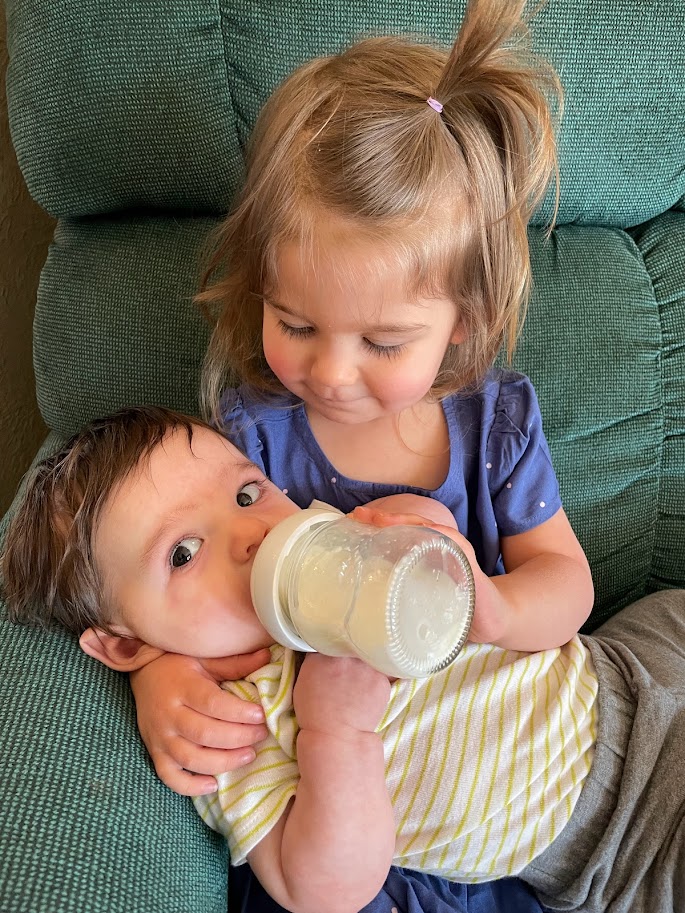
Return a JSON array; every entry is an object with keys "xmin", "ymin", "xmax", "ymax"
[
  {"xmin": 380, "ymin": 353, "xmax": 429, "ymax": 385},
  {"xmin": 262, "ymin": 328, "xmax": 287, "ymax": 371},
  {"xmin": 386, "ymin": 364, "xmax": 438, "ymax": 401},
  {"xmin": 263, "ymin": 340, "xmax": 294, "ymax": 378}
]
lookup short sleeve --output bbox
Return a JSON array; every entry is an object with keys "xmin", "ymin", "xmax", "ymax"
[
  {"xmin": 193, "ymin": 647, "xmax": 300, "ymax": 865},
  {"xmin": 219, "ymin": 387, "xmax": 266, "ymax": 472},
  {"xmin": 486, "ymin": 375, "xmax": 562, "ymax": 537}
]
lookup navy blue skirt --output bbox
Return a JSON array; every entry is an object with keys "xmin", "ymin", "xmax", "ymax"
[{"xmin": 229, "ymin": 864, "xmax": 546, "ymax": 913}]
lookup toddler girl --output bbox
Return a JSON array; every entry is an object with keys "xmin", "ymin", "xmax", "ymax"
[{"xmin": 194, "ymin": 0, "xmax": 592, "ymax": 649}]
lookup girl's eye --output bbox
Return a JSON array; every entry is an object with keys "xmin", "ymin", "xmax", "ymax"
[
  {"xmin": 363, "ymin": 338, "xmax": 406, "ymax": 359},
  {"xmin": 170, "ymin": 537, "xmax": 202, "ymax": 569},
  {"xmin": 278, "ymin": 320, "xmax": 313, "ymax": 339},
  {"xmin": 237, "ymin": 482, "xmax": 263, "ymax": 507}
]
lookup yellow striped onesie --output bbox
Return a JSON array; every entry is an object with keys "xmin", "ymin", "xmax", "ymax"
[{"xmin": 195, "ymin": 640, "xmax": 598, "ymax": 881}]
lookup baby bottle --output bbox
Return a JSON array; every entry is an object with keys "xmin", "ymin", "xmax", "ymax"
[{"xmin": 250, "ymin": 506, "xmax": 475, "ymax": 679}]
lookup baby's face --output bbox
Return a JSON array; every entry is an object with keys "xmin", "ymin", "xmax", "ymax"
[{"xmin": 93, "ymin": 426, "xmax": 300, "ymax": 657}]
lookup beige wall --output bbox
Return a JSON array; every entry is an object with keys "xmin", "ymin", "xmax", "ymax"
[{"xmin": 0, "ymin": 10, "xmax": 55, "ymax": 515}]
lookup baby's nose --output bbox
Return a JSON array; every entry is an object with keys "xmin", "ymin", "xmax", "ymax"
[{"xmin": 232, "ymin": 520, "xmax": 269, "ymax": 563}]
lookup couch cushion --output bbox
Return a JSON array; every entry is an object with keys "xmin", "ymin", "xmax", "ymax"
[
  {"xmin": 6, "ymin": 0, "xmax": 685, "ymax": 225},
  {"xmin": 5, "ymin": 2, "xmax": 241, "ymax": 217},
  {"xmin": 516, "ymin": 226, "xmax": 666, "ymax": 626},
  {"xmin": 629, "ymin": 211, "xmax": 685, "ymax": 595},
  {"xmin": 0, "ymin": 622, "xmax": 229, "ymax": 913},
  {"xmin": 34, "ymin": 216, "xmax": 214, "ymax": 429}
]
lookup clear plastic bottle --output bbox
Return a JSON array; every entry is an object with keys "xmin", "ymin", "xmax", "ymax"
[{"xmin": 250, "ymin": 507, "xmax": 475, "ymax": 678}]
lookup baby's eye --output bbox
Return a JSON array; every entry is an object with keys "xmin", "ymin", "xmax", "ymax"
[
  {"xmin": 170, "ymin": 537, "xmax": 202, "ymax": 568},
  {"xmin": 237, "ymin": 482, "xmax": 263, "ymax": 507}
]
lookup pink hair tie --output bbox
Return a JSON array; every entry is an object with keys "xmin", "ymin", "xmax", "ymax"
[{"xmin": 426, "ymin": 96, "xmax": 443, "ymax": 113}]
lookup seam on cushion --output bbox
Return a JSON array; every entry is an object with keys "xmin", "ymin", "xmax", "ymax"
[
  {"xmin": 216, "ymin": 3, "xmax": 251, "ymax": 149},
  {"xmin": 214, "ymin": 1, "xmax": 241, "ymax": 157},
  {"xmin": 623, "ymin": 227, "xmax": 665, "ymax": 593}
]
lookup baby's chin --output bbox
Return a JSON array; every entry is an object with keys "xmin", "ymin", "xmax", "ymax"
[{"xmin": 247, "ymin": 627, "xmax": 279, "ymax": 655}]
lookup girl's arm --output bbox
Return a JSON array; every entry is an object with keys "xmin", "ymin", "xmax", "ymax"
[
  {"xmin": 130, "ymin": 651, "xmax": 269, "ymax": 795},
  {"xmin": 247, "ymin": 654, "xmax": 394, "ymax": 913},
  {"xmin": 486, "ymin": 507, "xmax": 594, "ymax": 650}
]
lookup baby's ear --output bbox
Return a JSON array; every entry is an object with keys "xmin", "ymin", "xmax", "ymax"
[{"xmin": 79, "ymin": 627, "xmax": 165, "ymax": 672}]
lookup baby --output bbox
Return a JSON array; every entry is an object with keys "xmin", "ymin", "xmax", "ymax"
[{"xmin": 4, "ymin": 405, "xmax": 685, "ymax": 913}]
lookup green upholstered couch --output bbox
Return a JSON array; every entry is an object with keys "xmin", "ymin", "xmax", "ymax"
[{"xmin": 1, "ymin": 2, "xmax": 684, "ymax": 911}]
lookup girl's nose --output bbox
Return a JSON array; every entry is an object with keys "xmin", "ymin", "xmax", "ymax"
[{"xmin": 310, "ymin": 343, "xmax": 357, "ymax": 389}]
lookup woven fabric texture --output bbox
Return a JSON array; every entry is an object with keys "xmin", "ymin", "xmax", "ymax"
[
  {"xmin": 5, "ymin": 1, "xmax": 241, "ymax": 217},
  {"xmin": 515, "ymin": 224, "xmax": 673, "ymax": 626},
  {"xmin": 629, "ymin": 212, "xmax": 685, "ymax": 594},
  {"xmin": 6, "ymin": 0, "xmax": 685, "ymax": 225},
  {"xmin": 34, "ymin": 217, "xmax": 214, "ymax": 427},
  {"xmin": 0, "ymin": 623, "xmax": 229, "ymax": 913}
]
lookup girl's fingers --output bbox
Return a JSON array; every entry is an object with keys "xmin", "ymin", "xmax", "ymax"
[
  {"xmin": 168, "ymin": 738, "xmax": 259, "ymax": 777},
  {"xmin": 199, "ymin": 649, "xmax": 271, "ymax": 684},
  {"xmin": 185, "ymin": 676, "xmax": 265, "ymax": 724},
  {"xmin": 176, "ymin": 705, "xmax": 268, "ymax": 750},
  {"xmin": 352, "ymin": 506, "xmax": 434, "ymax": 528},
  {"xmin": 153, "ymin": 761, "xmax": 217, "ymax": 797},
  {"xmin": 152, "ymin": 743, "xmax": 259, "ymax": 795}
]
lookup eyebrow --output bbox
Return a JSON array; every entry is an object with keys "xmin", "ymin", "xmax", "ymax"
[
  {"xmin": 138, "ymin": 457, "xmax": 266, "ymax": 570},
  {"xmin": 266, "ymin": 299, "xmax": 427, "ymax": 334},
  {"xmin": 234, "ymin": 458, "xmax": 264, "ymax": 475}
]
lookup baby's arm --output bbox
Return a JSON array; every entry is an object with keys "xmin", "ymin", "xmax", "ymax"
[
  {"xmin": 130, "ymin": 651, "xmax": 269, "ymax": 795},
  {"xmin": 247, "ymin": 654, "xmax": 394, "ymax": 913},
  {"xmin": 356, "ymin": 495, "xmax": 593, "ymax": 652}
]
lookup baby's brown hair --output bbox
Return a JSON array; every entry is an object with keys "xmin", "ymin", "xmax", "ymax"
[
  {"xmin": 1, "ymin": 406, "xmax": 209, "ymax": 638},
  {"xmin": 197, "ymin": 0, "xmax": 560, "ymax": 424}
]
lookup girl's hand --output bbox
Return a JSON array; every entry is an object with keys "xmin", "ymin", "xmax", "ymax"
[
  {"xmin": 129, "ymin": 650, "xmax": 270, "ymax": 796},
  {"xmin": 353, "ymin": 501, "xmax": 594, "ymax": 651},
  {"xmin": 351, "ymin": 503, "xmax": 511, "ymax": 646},
  {"xmin": 294, "ymin": 653, "xmax": 391, "ymax": 736}
]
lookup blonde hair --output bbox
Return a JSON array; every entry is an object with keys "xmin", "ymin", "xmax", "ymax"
[{"xmin": 197, "ymin": 0, "xmax": 560, "ymax": 424}]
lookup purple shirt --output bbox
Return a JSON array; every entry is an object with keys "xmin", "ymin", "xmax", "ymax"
[{"xmin": 221, "ymin": 369, "xmax": 561, "ymax": 576}]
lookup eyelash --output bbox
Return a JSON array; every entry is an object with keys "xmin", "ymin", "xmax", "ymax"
[
  {"xmin": 277, "ymin": 320, "xmax": 406, "ymax": 359},
  {"xmin": 237, "ymin": 478, "xmax": 269, "ymax": 506},
  {"xmin": 362, "ymin": 339, "xmax": 405, "ymax": 359},
  {"xmin": 277, "ymin": 321, "xmax": 312, "ymax": 339}
]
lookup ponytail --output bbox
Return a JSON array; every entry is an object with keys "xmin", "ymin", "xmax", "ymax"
[
  {"xmin": 436, "ymin": 0, "xmax": 559, "ymax": 218},
  {"xmin": 432, "ymin": 0, "xmax": 561, "ymax": 368}
]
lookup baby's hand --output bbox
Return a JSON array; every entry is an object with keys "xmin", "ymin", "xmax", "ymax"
[
  {"xmin": 294, "ymin": 654, "xmax": 390, "ymax": 736},
  {"xmin": 129, "ymin": 650, "xmax": 270, "ymax": 796}
]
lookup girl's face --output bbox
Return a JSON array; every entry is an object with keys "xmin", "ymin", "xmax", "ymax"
[{"xmin": 262, "ymin": 232, "xmax": 464, "ymax": 426}]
